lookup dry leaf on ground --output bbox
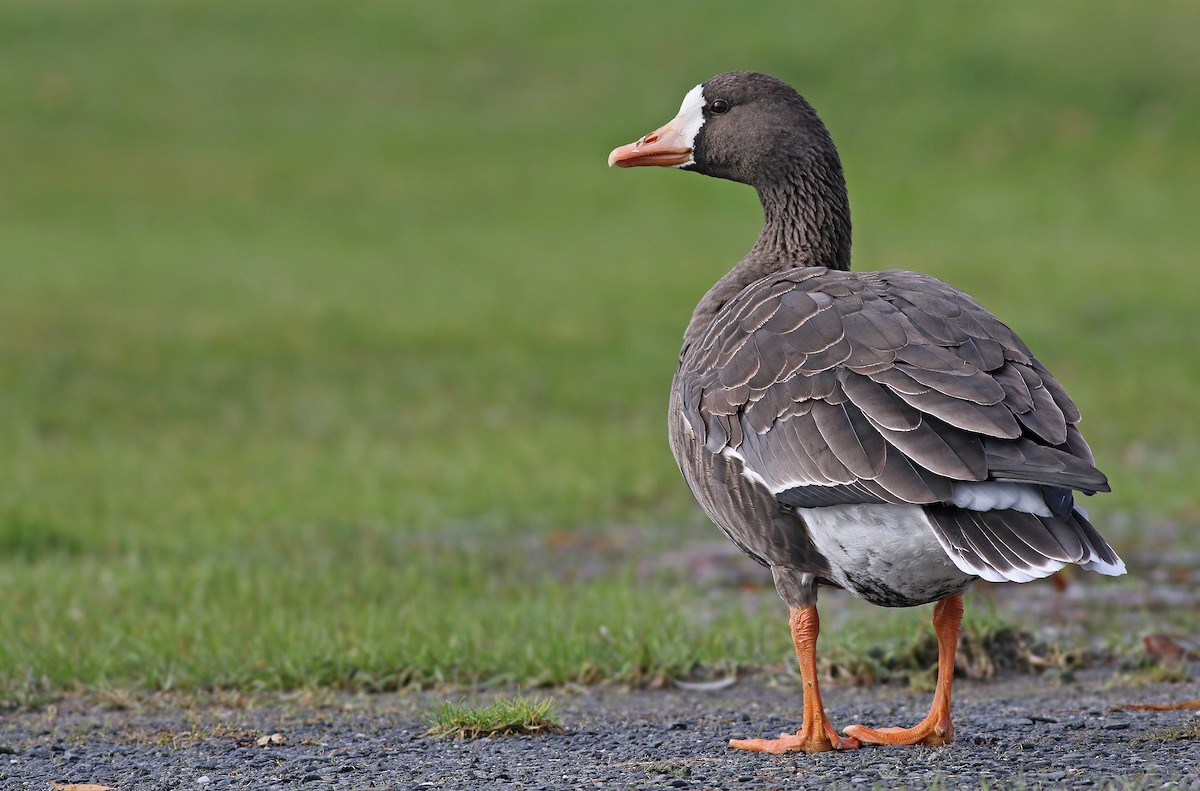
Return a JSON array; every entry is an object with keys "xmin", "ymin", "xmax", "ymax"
[
  {"xmin": 1141, "ymin": 634, "xmax": 1200, "ymax": 664},
  {"xmin": 1113, "ymin": 700, "xmax": 1200, "ymax": 712}
]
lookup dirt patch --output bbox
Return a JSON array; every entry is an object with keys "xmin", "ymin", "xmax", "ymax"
[{"xmin": 2, "ymin": 668, "xmax": 1197, "ymax": 789}]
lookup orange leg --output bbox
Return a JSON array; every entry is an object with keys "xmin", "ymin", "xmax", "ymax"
[
  {"xmin": 730, "ymin": 606, "xmax": 861, "ymax": 753},
  {"xmin": 843, "ymin": 592, "xmax": 963, "ymax": 746}
]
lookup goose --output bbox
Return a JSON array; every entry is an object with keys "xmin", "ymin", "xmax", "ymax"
[{"xmin": 608, "ymin": 71, "xmax": 1124, "ymax": 753}]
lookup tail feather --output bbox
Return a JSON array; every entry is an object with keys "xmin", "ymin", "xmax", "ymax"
[{"xmin": 925, "ymin": 504, "xmax": 1126, "ymax": 583}]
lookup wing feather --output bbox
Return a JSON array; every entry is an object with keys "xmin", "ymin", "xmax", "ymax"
[
  {"xmin": 840, "ymin": 373, "xmax": 922, "ymax": 431},
  {"xmin": 672, "ymin": 266, "xmax": 1109, "ymax": 548},
  {"xmin": 811, "ymin": 400, "xmax": 887, "ymax": 478}
]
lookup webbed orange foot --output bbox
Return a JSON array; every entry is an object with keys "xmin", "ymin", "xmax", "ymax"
[
  {"xmin": 843, "ymin": 717, "xmax": 954, "ymax": 746},
  {"xmin": 730, "ymin": 606, "xmax": 864, "ymax": 753},
  {"xmin": 843, "ymin": 593, "xmax": 965, "ymax": 748},
  {"xmin": 731, "ymin": 728, "xmax": 861, "ymax": 754}
]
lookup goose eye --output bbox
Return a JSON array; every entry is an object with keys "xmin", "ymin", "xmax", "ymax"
[{"xmin": 710, "ymin": 99, "xmax": 730, "ymax": 114}]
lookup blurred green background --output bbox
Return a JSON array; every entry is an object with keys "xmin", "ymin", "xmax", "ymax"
[{"xmin": 1, "ymin": 1, "xmax": 1197, "ymax": 700}]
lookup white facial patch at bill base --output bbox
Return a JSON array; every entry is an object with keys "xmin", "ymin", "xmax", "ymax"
[{"xmin": 671, "ymin": 84, "xmax": 708, "ymax": 167}]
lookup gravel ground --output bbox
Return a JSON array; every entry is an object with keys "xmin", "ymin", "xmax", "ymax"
[{"xmin": 2, "ymin": 669, "xmax": 1197, "ymax": 790}]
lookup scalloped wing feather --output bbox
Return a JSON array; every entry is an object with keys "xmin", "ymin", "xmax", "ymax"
[{"xmin": 675, "ymin": 267, "xmax": 1107, "ymax": 503}]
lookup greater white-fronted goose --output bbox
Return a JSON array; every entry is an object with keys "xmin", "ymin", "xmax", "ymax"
[{"xmin": 608, "ymin": 71, "xmax": 1124, "ymax": 754}]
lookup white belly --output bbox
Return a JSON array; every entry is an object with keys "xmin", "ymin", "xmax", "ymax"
[{"xmin": 798, "ymin": 504, "xmax": 976, "ymax": 607}]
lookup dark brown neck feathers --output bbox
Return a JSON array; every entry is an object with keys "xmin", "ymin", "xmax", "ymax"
[
  {"xmin": 684, "ymin": 147, "xmax": 851, "ymax": 343},
  {"xmin": 753, "ymin": 161, "xmax": 852, "ymax": 272}
]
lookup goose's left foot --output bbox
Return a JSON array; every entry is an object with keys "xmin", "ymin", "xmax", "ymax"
[{"xmin": 846, "ymin": 592, "xmax": 963, "ymax": 748}]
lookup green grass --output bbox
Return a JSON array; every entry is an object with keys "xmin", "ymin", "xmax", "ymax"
[
  {"xmin": 426, "ymin": 694, "xmax": 563, "ymax": 739},
  {"xmin": 1134, "ymin": 720, "xmax": 1200, "ymax": 744},
  {"xmin": 1, "ymin": 1, "xmax": 1198, "ymax": 703}
]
